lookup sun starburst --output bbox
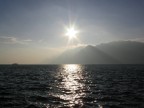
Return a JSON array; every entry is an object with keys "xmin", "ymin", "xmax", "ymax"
[{"xmin": 65, "ymin": 26, "xmax": 78, "ymax": 40}]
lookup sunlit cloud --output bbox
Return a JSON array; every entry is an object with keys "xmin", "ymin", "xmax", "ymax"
[
  {"xmin": 66, "ymin": 43, "xmax": 88, "ymax": 49},
  {"xmin": 128, "ymin": 38, "xmax": 144, "ymax": 42}
]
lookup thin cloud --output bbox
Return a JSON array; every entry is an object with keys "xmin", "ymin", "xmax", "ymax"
[
  {"xmin": 0, "ymin": 36, "xmax": 17, "ymax": 44},
  {"xmin": 129, "ymin": 38, "xmax": 144, "ymax": 42},
  {"xmin": 22, "ymin": 39, "xmax": 33, "ymax": 42},
  {"xmin": 0, "ymin": 36, "xmax": 32, "ymax": 45}
]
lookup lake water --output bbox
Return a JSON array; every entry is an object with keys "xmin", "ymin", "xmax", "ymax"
[{"xmin": 0, "ymin": 64, "xmax": 144, "ymax": 108}]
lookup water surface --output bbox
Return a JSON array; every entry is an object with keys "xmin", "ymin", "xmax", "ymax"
[{"xmin": 0, "ymin": 64, "xmax": 144, "ymax": 108}]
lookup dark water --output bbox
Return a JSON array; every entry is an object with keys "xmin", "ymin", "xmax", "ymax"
[{"xmin": 0, "ymin": 65, "xmax": 144, "ymax": 108}]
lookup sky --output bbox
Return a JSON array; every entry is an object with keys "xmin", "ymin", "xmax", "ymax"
[{"xmin": 0, "ymin": 0, "xmax": 144, "ymax": 64}]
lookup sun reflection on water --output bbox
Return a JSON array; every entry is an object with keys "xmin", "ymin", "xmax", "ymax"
[
  {"xmin": 55, "ymin": 64, "xmax": 86, "ymax": 107},
  {"xmin": 64, "ymin": 64, "xmax": 80, "ymax": 73},
  {"xmin": 62, "ymin": 64, "xmax": 84, "ymax": 91}
]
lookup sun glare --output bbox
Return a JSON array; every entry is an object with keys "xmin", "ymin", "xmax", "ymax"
[{"xmin": 65, "ymin": 27, "xmax": 78, "ymax": 40}]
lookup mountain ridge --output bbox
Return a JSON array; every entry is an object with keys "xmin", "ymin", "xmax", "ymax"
[{"xmin": 49, "ymin": 41, "xmax": 144, "ymax": 64}]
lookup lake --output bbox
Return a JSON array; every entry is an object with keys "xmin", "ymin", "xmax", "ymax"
[{"xmin": 0, "ymin": 64, "xmax": 144, "ymax": 108}]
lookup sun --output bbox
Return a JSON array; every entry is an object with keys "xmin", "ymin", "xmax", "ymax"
[{"xmin": 65, "ymin": 27, "xmax": 78, "ymax": 40}]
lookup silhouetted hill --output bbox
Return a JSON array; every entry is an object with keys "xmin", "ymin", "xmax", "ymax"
[
  {"xmin": 96, "ymin": 41, "xmax": 144, "ymax": 64},
  {"xmin": 50, "ymin": 41, "xmax": 144, "ymax": 64}
]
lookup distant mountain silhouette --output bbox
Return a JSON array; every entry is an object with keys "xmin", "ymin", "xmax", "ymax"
[{"xmin": 50, "ymin": 41, "xmax": 144, "ymax": 64}]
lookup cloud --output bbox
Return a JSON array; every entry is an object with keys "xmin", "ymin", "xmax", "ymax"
[
  {"xmin": 0, "ymin": 36, "xmax": 32, "ymax": 45},
  {"xmin": 22, "ymin": 39, "xmax": 33, "ymax": 42},
  {"xmin": 129, "ymin": 38, "xmax": 144, "ymax": 42},
  {"xmin": 67, "ymin": 43, "xmax": 88, "ymax": 49},
  {"xmin": 0, "ymin": 36, "xmax": 17, "ymax": 44}
]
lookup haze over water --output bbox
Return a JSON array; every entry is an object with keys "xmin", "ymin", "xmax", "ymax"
[{"xmin": 0, "ymin": 64, "xmax": 144, "ymax": 108}]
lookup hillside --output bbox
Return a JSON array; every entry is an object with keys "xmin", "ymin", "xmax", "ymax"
[{"xmin": 50, "ymin": 41, "xmax": 144, "ymax": 64}]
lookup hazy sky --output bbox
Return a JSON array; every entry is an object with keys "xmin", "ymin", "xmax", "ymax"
[{"xmin": 0, "ymin": 0, "xmax": 144, "ymax": 64}]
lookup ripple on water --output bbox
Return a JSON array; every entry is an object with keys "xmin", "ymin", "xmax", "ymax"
[{"xmin": 0, "ymin": 65, "xmax": 144, "ymax": 108}]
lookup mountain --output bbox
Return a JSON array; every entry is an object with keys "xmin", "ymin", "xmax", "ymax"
[{"xmin": 50, "ymin": 41, "xmax": 144, "ymax": 64}]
